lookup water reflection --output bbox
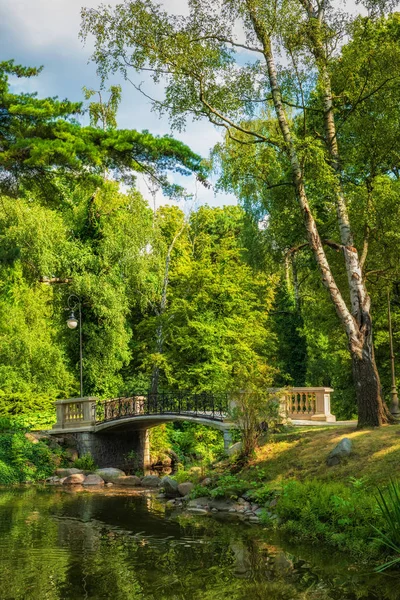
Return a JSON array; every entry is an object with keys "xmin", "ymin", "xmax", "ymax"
[{"xmin": 0, "ymin": 487, "xmax": 398, "ymax": 600}]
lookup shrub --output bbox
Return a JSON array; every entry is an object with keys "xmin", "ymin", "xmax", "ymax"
[
  {"xmin": 209, "ymin": 474, "xmax": 250, "ymax": 500},
  {"xmin": 73, "ymin": 453, "xmax": 97, "ymax": 471},
  {"xmin": 275, "ymin": 479, "xmax": 383, "ymax": 557}
]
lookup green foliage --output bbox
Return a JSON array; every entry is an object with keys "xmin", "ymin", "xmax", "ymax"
[
  {"xmin": 0, "ymin": 431, "xmax": 63, "ymax": 484},
  {"xmin": 169, "ymin": 422, "xmax": 224, "ymax": 464},
  {"xmin": 73, "ymin": 453, "xmax": 97, "ymax": 471},
  {"xmin": 209, "ymin": 474, "xmax": 250, "ymax": 500},
  {"xmin": 275, "ymin": 480, "xmax": 383, "ymax": 557},
  {"xmin": 149, "ymin": 424, "xmax": 171, "ymax": 463},
  {"xmin": 374, "ymin": 481, "xmax": 400, "ymax": 571},
  {"xmin": 230, "ymin": 390, "xmax": 281, "ymax": 460}
]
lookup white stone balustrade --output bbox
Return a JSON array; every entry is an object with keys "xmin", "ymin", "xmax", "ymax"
[
  {"xmin": 281, "ymin": 387, "xmax": 335, "ymax": 422},
  {"xmin": 53, "ymin": 397, "xmax": 97, "ymax": 430}
]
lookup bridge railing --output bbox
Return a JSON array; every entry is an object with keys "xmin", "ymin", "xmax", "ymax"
[
  {"xmin": 99, "ymin": 392, "xmax": 230, "ymax": 424},
  {"xmin": 52, "ymin": 388, "xmax": 335, "ymax": 430}
]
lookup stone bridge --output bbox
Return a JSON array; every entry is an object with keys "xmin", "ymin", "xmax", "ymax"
[{"xmin": 50, "ymin": 388, "xmax": 335, "ymax": 470}]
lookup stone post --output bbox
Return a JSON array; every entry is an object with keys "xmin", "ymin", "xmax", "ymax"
[
  {"xmin": 223, "ymin": 428, "xmax": 233, "ymax": 452},
  {"xmin": 52, "ymin": 397, "xmax": 97, "ymax": 430},
  {"xmin": 311, "ymin": 388, "xmax": 335, "ymax": 422}
]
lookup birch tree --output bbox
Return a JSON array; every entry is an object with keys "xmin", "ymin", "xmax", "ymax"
[{"xmin": 81, "ymin": 1, "xmax": 398, "ymax": 426}]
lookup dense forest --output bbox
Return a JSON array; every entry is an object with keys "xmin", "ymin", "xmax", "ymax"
[{"xmin": 2, "ymin": 9, "xmax": 400, "ymax": 429}]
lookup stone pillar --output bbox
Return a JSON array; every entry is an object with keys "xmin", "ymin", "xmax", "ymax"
[
  {"xmin": 136, "ymin": 429, "xmax": 151, "ymax": 471},
  {"xmin": 223, "ymin": 429, "xmax": 233, "ymax": 452},
  {"xmin": 311, "ymin": 388, "xmax": 336, "ymax": 422}
]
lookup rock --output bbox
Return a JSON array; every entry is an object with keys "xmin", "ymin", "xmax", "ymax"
[
  {"xmin": 251, "ymin": 504, "xmax": 259, "ymax": 511},
  {"xmin": 58, "ymin": 477, "xmax": 66, "ymax": 485},
  {"xmin": 166, "ymin": 499, "xmax": 176, "ymax": 506},
  {"xmin": 55, "ymin": 468, "xmax": 84, "ymax": 478},
  {"xmin": 188, "ymin": 497, "xmax": 210, "ymax": 509},
  {"xmin": 201, "ymin": 477, "xmax": 212, "ymax": 487},
  {"xmin": 161, "ymin": 476, "xmax": 179, "ymax": 497},
  {"xmin": 24, "ymin": 432, "xmax": 39, "ymax": 444},
  {"xmin": 83, "ymin": 474, "xmax": 105, "ymax": 486},
  {"xmin": 229, "ymin": 508, "xmax": 237, "ymax": 513},
  {"xmin": 327, "ymin": 437, "xmax": 352, "ymax": 466},
  {"xmin": 187, "ymin": 508, "xmax": 208, "ymax": 515},
  {"xmin": 178, "ymin": 482, "xmax": 194, "ymax": 497},
  {"xmin": 117, "ymin": 476, "xmax": 142, "ymax": 486},
  {"xmin": 237, "ymin": 498, "xmax": 246, "ymax": 505},
  {"xmin": 249, "ymin": 516, "xmax": 260, "ymax": 523},
  {"xmin": 63, "ymin": 473, "xmax": 86, "ymax": 485},
  {"xmin": 95, "ymin": 468, "xmax": 126, "ymax": 483},
  {"xmin": 156, "ymin": 493, "xmax": 166, "ymax": 499},
  {"xmin": 45, "ymin": 476, "xmax": 60, "ymax": 485},
  {"xmin": 226, "ymin": 442, "xmax": 242, "ymax": 456},
  {"xmin": 65, "ymin": 448, "xmax": 79, "ymax": 462},
  {"xmin": 211, "ymin": 508, "xmax": 218, "ymax": 513},
  {"xmin": 105, "ymin": 482, "xmax": 113, "ymax": 487},
  {"xmin": 254, "ymin": 508, "xmax": 264, "ymax": 517},
  {"xmin": 269, "ymin": 498, "xmax": 278, "ymax": 508},
  {"xmin": 167, "ymin": 449, "xmax": 179, "ymax": 463},
  {"xmin": 141, "ymin": 475, "xmax": 161, "ymax": 488},
  {"xmin": 209, "ymin": 499, "xmax": 242, "ymax": 512}
]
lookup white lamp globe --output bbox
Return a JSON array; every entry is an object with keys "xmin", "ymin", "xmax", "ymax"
[{"xmin": 66, "ymin": 313, "xmax": 78, "ymax": 329}]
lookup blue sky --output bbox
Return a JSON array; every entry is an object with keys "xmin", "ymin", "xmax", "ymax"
[{"xmin": 0, "ymin": 0, "xmax": 237, "ymax": 209}]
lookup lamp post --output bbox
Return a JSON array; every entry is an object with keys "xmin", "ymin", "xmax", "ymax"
[
  {"xmin": 66, "ymin": 294, "xmax": 83, "ymax": 398},
  {"xmin": 387, "ymin": 289, "xmax": 400, "ymax": 416}
]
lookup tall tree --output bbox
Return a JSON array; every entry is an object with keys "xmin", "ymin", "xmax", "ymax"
[
  {"xmin": 0, "ymin": 60, "xmax": 207, "ymax": 201},
  {"xmin": 81, "ymin": 1, "xmax": 399, "ymax": 425}
]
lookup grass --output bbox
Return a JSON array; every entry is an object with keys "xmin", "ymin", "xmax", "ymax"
[{"xmin": 235, "ymin": 423, "xmax": 400, "ymax": 489}]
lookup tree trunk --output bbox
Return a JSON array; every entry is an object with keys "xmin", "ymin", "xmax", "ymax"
[
  {"xmin": 352, "ymin": 333, "xmax": 391, "ymax": 427},
  {"xmin": 149, "ymin": 222, "xmax": 186, "ymax": 394},
  {"xmin": 245, "ymin": 0, "xmax": 393, "ymax": 426}
]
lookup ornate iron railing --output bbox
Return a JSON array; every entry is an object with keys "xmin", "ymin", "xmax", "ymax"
[{"xmin": 97, "ymin": 392, "xmax": 230, "ymax": 424}]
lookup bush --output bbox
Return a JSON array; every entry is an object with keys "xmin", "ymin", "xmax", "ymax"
[
  {"xmin": 275, "ymin": 479, "xmax": 383, "ymax": 557},
  {"xmin": 209, "ymin": 474, "xmax": 251, "ymax": 500},
  {"xmin": 73, "ymin": 454, "xmax": 97, "ymax": 471},
  {"xmin": 0, "ymin": 430, "xmax": 64, "ymax": 483}
]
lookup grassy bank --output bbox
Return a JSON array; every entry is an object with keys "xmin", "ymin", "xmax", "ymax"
[{"xmin": 186, "ymin": 424, "xmax": 400, "ymax": 562}]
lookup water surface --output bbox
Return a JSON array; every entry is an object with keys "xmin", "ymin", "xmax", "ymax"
[{"xmin": 0, "ymin": 487, "xmax": 398, "ymax": 599}]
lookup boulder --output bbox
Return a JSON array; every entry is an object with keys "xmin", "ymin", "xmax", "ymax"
[
  {"xmin": 161, "ymin": 476, "xmax": 179, "ymax": 497},
  {"xmin": 178, "ymin": 482, "xmax": 194, "ymax": 497},
  {"xmin": 83, "ymin": 474, "xmax": 105, "ymax": 486},
  {"xmin": 95, "ymin": 468, "xmax": 126, "ymax": 483},
  {"xmin": 187, "ymin": 508, "xmax": 208, "ymax": 515},
  {"xmin": 226, "ymin": 442, "xmax": 242, "ymax": 457},
  {"xmin": 141, "ymin": 475, "xmax": 161, "ymax": 488},
  {"xmin": 45, "ymin": 476, "xmax": 60, "ymax": 485},
  {"xmin": 105, "ymin": 482, "xmax": 113, "ymax": 487},
  {"xmin": 327, "ymin": 437, "xmax": 352, "ymax": 466},
  {"xmin": 24, "ymin": 432, "xmax": 39, "ymax": 444},
  {"xmin": 65, "ymin": 448, "xmax": 79, "ymax": 462},
  {"xmin": 63, "ymin": 473, "xmax": 86, "ymax": 485},
  {"xmin": 201, "ymin": 477, "xmax": 212, "ymax": 487},
  {"xmin": 55, "ymin": 468, "xmax": 84, "ymax": 478},
  {"xmin": 117, "ymin": 476, "xmax": 142, "ymax": 486},
  {"xmin": 188, "ymin": 497, "xmax": 210, "ymax": 509}
]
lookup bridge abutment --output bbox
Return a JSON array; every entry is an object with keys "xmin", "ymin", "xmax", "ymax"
[{"xmin": 72, "ymin": 429, "xmax": 150, "ymax": 472}]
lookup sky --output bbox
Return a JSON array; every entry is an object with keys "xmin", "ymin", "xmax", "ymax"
[{"xmin": 0, "ymin": 0, "xmax": 237, "ymax": 210}]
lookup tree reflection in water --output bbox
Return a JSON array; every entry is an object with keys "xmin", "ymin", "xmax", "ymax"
[{"xmin": 0, "ymin": 487, "xmax": 398, "ymax": 600}]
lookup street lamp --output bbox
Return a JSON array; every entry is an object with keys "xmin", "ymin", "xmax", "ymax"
[
  {"xmin": 387, "ymin": 289, "xmax": 400, "ymax": 417},
  {"xmin": 67, "ymin": 294, "xmax": 83, "ymax": 398}
]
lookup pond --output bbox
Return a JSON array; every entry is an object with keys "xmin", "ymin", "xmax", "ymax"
[{"xmin": 0, "ymin": 486, "xmax": 398, "ymax": 600}]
